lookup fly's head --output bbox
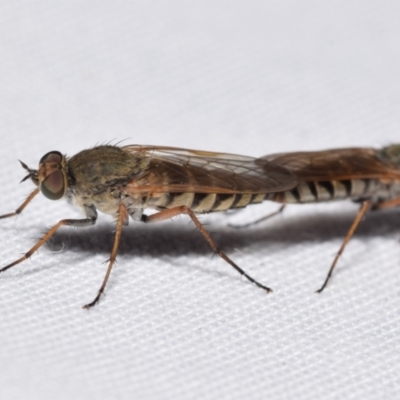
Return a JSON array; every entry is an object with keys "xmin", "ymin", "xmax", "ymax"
[{"xmin": 21, "ymin": 151, "xmax": 68, "ymax": 200}]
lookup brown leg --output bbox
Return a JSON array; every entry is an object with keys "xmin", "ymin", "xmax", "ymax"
[
  {"xmin": 0, "ymin": 215, "xmax": 96, "ymax": 274},
  {"xmin": 83, "ymin": 204, "xmax": 128, "ymax": 309},
  {"xmin": 372, "ymin": 197, "xmax": 400, "ymax": 210},
  {"xmin": 229, "ymin": 204, "xmax": 286, "ymax": 229},
  {"xmin": 316, "ymin": 200, "xmax": 371, "ymax": 293},
  {"xmin": 0, "ymin": 188, "xmax": 40, "ymax": 219},
  {"xmin": 143, "ymin": 206, "xmax": 272, "ymax": 292}
]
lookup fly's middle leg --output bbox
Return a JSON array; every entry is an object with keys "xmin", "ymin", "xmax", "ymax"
[
  {"xmin": 229, "ymin": 204, "xmax": 286, "ymax": 229},
  {"xmin": 316, "ymin": 199, "xmax": 371, "ymax": 293},
  {"xmin": 142, "ymin": 206, "xmax": 272, "ymax": 293}
]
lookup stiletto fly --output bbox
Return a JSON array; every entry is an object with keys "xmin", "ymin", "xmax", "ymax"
[
  {"xmin": 5, "ymin": 144, "xmax": 400, "ymax": 307},
  {"xmin": 0, "ymin": 145, "xmax": 298, "ymax": 308}
]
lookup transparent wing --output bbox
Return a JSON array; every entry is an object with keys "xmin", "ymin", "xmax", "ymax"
[
  {"xmin": 123, "ymin": 145, "xmax": 298, "ymax": 194},
  {"xmin": 261, "ymin": 147, "xmax": 400, "ymax": 181}
]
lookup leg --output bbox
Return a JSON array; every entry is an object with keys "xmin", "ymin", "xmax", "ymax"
[
  {"xmin": 142, "ymin": 206, "xmax": 272, "ymax": 292},
  {"xmin": 0, "ymin": 188, "xmax": 39, "ymax": 219},
  {"xmin": 371, "ymin": 197, "xmax": 400, "ymax": 210},
  {"xmin": 229, "ymin": 204, "xmax": 286, "ymax": 229},
  {"xmin": 316, "ymin": 200, "xmax": 371, "ymax": 293},
  {"xmin": 0, "ymin": 215, "xmax": 96, "ymax": 274},
  {"xmin": 83, "ymin": 204, "xmax": 128, "ymax": 309}
]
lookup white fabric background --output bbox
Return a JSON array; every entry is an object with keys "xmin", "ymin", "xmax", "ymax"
[{"xmin": 0, "ymin": 2, "xmax": 399, "ymax": 399}]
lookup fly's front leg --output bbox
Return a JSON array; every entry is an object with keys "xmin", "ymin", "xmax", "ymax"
[
  {"xmin": 83, "ymin": 203, "xmax": 128, "ymax": 309},
  {"xmin": 0, "ymin": 188, "xmax": 40, "ymax": 219},
  {"xmin": 142, "ymin": 206, "xmax": 272, "ymax": 292},
  {"xmin": 0, "ymin": 205, "xmax": 97, "ymax": 273}
]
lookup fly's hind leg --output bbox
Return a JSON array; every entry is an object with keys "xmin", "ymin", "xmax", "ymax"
[{"xmin": 142, "ymin": 206, "xmax": 272, "ymax": 292}]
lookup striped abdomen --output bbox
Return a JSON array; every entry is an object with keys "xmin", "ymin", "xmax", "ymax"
[
  {"xmin": 146, "ymin": 192, "xmax": 268, "ymax": 213},
  {"xmin": 144, "ymin": 178, "xmax": 400, "ymax": 212},
  {"xmin": 266, "ymin": 178, "xmax": 400, "ymax": 204}
]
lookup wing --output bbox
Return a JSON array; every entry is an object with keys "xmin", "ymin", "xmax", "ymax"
[
  {"xmin": 122, "ymin": 145, "xmax": 298, "ymax": 194},
  {"xmin": 261, "ymin": 147, "xmax": 400, "ymax": 181}
]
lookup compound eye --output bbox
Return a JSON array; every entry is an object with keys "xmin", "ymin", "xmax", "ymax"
[
  {"xmin": 39, "ymin": 151, "xmax": 63, "ymax": 164},
  {"xmin": 41, "ymin": 170, "xmax": 65, "ymax": 200}
]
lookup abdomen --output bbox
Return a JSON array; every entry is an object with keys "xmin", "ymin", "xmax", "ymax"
[
  {"xmin": 146, "ymin": 192, "xmax": 268, "ymax": 212},
  {"xmin": 266, "ymin": 178, "xmax": 400, "ymax": 204}
]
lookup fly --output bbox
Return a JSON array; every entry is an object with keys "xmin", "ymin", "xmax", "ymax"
[{"xmin": 0, "ymin": 145, "xmax": 298, "ymax": 308}]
